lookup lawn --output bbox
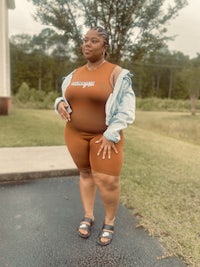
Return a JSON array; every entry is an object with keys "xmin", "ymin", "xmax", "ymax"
[
  {"xmin": 0, "ymin": 108, "xmax": 65, "ymax": 147},
  {"xmin": 0, "ymin": 108, "xmax": 199, "ymax": 266}
]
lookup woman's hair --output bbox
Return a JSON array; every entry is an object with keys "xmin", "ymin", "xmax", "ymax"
[
  {"xmin": 91, "ymin": 26, "xmax": 109, "ymax": 57},
  {"xmin": 91, "ymin": 26, "xmax": 109, "ymax": 47}
]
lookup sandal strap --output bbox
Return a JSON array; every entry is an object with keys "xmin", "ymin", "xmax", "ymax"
[
  {"xmin": 99, "ymin": 230, "xmax": 113, "ymax": 239},
  {"xmin": 97, "ymin": 224, "xmax": 115, "ymax": 246},
  {"xmin": 78, "ymin": 217, "xmax": 94, "ymax": 238},
  {"xmin": 102, "ymin": 224, "xmax": 114, "ymax": 231},
  {"xmin": 81, "ymin": 217, "xmax": 94, "ymax": 225},
  {"xmin": 79, "ymin": 223, "xmax": 89, "ymax": 230}
]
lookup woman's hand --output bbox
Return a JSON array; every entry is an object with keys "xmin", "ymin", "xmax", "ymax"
[
  {"xmin": 58, "ymin": 101, "xmax": 71, "ymax": 122},
  {"xmin": 95, "ymin": 136, "xmax": 118, "ymax": 159}
]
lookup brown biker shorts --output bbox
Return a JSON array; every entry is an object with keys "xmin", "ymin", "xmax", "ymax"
[{"xmin": 64, "ymin": 124, "xmax": 124, "ymax": 176}]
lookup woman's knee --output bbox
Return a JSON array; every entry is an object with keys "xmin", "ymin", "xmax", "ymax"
[
  {"xmin": 80, "ymin": 168, "xmax": 92, "ymax": 178},
  {"xmin": 80, "ymin": 169, "xmax": 96, "ymax": 187},
  {"xmin": 92, "ymin": 171, "xmax": 120, "ymax": 191}
]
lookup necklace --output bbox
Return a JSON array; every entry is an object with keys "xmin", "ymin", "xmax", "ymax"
[{"xmin": 87, "ymin": 60, "xmax": 106, "ymax": 70}]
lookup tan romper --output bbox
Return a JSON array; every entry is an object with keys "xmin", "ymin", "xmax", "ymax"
[{"xmin": 64, "ymin": 61, "xmax": 124, "ymax": 176}]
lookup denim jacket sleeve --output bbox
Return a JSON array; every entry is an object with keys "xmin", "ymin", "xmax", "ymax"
[
  {"xmin": 103, "ymin": 69, "xmax": 135, "ymax": 143},
  {"xmin": 54, "ymin": 71, "xmax": 74, "ymax": 114}
]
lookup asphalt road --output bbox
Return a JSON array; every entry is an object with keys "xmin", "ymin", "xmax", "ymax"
[{"xmin": 0, "ymin": 176, "xmax": 187, "ymax": 267}]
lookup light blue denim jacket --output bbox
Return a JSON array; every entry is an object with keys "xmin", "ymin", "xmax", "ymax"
[{"xmin": 54, "ymin": 68, "xmax": 135, "ymax": 143}]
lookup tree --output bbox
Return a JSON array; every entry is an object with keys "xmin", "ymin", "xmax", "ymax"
[
  {"xmin": 179, "ymin": 60, "xmax": 200, "ymax": 115},
  {"xmin": 125, "ymin": 48, "xmax": 190, "ymax": 99},
  {"xmin": 10, "ymin": 31, "xmax": 76, "ymax": 94},
  {"xmin": 10, "ymin": 34, "xmax": 33, "ymax": 53},
  {"xmin": 29, "ymin": 0, "xmax": 187, "ymax": 63}
]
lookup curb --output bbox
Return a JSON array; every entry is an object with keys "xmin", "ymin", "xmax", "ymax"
[{"xmin": 0, "ymin": 168, "xmax": 79, "ymax": 183}]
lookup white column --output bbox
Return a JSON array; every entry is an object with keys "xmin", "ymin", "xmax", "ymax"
[{"xmin": 0, "ymin": 0, "xmax": 15, "ymax": 115}]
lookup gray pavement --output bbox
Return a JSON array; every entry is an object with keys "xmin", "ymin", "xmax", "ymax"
[
  {"xmin": 0, "ymin": 146, "xmax": 78, "ymax": 182},
  {"xmin": 0, "ymin": 146, "xmax": 188, "ymax": 267}
]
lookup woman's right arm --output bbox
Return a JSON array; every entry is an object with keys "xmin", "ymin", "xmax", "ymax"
[
  {"xmin": 54, "ymin": 71, "xmax": 74, "ymax": 121},
  {"xmin": 56, "ymin": 100, "xmax": 71, "ymax": 121}
]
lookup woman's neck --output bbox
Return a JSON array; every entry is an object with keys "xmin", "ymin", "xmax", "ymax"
[{"xmin": 87, "ymin": 58, "xmax": 106, "ymax": 70}]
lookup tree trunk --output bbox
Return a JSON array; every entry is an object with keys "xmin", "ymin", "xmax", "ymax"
[
  {"xmin": 168, "ymin": 69, "xmax": 173, "ymax": 99},
  {"xmin": 151, "ymin": 75, "xmax": 156, "ymax": 96},
  {"xmin": 190, "ymin": 96, "xmax": 196, "ymax": 116},
  {"xmin": 156, "ymin": 74, "xmax": 160, "ymax": 97}
]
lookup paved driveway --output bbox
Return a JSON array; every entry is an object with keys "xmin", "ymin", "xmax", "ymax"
[{"xmin": 0, "ymin": 177, "xmax": 187, "ymax": 267}]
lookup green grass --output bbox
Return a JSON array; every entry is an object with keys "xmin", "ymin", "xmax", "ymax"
[
  {"xmin": 0, "ymin": 108, "xmax": 65, "ymax": 147},
  {"xmin": 134, "ymin": 111, "xmax": 200, "ymax": 146},
  {"xmin": 0, "ymin": 108, "xmax": 200, "ymax": 266},
  {"xmin": 121, "ymin": 125, "xmax": 200, "ymax": 266}
]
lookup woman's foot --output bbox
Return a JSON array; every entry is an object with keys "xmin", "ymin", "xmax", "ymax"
[
  {"xmin": 97, "ymin": 224, "xmax": 114, "ymax": 246},
  {"xmin": 78, "ymin": 217, "xmax": 94, "ymax": 238}
]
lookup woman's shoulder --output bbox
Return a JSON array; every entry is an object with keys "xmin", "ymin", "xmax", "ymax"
[
  {"xmin": 104, "ymin": 61, "xmax": 120, "ymax": 69},
  {"xmin": 110, "ymin": 65, "xmax": 123, "ymax": 87}
]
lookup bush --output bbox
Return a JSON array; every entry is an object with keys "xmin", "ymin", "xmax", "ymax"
[
  {"xmin": 14, "ymin": 89, "xmax": 200, "ymax": 112},
  {"xmin": 30, "ymin": 89, "xmax": 46, "ymax": 102},
  {"xmin": 43, "ymin": 91, "xmax": 59, "ymax": 108},
  {"xmin": 136, "ymin": 97, "xmax": 199, "ymax": 112},
  {"xmin": 16, "ymin": 82, "xmax": 30, "ymax": 103},
  {"xmin": 14, "ymin": 87, "xmax": 59, "ymax": 109}
]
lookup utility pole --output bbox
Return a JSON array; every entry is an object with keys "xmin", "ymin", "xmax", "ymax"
[{"xmin": 0, "ymin": 0, "xmax": 15, "ymax": 115}]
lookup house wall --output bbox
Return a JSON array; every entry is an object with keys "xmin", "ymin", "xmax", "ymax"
[{"xmin": 0, "ymin": 0, "xmax": 15, "ymax": 115}]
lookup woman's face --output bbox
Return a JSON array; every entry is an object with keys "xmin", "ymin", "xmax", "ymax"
[{"xmin": 82, "ymin": 30, "xmax": 106, "ymax": 62}]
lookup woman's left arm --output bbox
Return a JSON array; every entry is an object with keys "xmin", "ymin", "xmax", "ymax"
[{"xmin": 103, "ymin": 75, "xmax": 136, "ymax": 143}]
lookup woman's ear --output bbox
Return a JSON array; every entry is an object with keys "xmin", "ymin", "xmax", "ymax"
[
  {"xmin": 104, "ymin": 44, "xmax": 109, "ymax": 50},
  {"xmin": 103, "ymin": 45, "xmax": 109, "ymax": 57}
]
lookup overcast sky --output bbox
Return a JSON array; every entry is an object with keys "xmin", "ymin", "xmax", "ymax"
[{"xmin": 8, "ymin": 0, "xmax": 200, "ymax": 58}]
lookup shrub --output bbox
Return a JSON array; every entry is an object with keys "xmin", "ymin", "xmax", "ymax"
[
  {"xmin": 136, "ymin": 97, "xmax": 200, "ymax": 112},
  {"xmin": 16, "ymin": 82, "xmax": 30, "ymax": 103},
  {"xmin": 43, "ymin": 91, "xmax": 60, "ymax": 108},
  {"xmin": 14, "ymin": 89, "xmax": 60, "ymax": 109},
  {"xmin": 29, "ymin": 88, "xmax": 45, "ymax": 102}
]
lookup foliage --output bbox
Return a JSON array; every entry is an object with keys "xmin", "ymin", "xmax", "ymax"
[
  {"xmin": 16, "ymin": 82, "xmax": 30, "ymax": 103},
  {"xmin": 136, "ymin": 97, "xmax": 200, "ymax": 112},
  {"xmin": 10, "ymin": 31, "xmax": 200, "ymax": 102},
  {"xmin": 178, "ymin": 56, "xmax": 200, "ymax": 114},
  {"xmin": 137, "ymin": 97, "xmax": 200, "ymax": 118},
  {"xmin": 10, "ymin": 31, "xmax": 78, "ymax": 95},
  {"xmin": 29, "ymin": 0, "xmax": 187, "ymax": 63},
  {"xmin": 10, "ymin": 1, "xmax": 200, "ymax": 103},
  {"xmin": 14, "ymin": 82, "xmax": 59, "ymax": 109},
  {"xmin": 128, "ymin": 48, "xmax": 190, "ymax": 99}
]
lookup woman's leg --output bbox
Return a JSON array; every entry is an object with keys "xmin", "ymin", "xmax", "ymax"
[
  {"xmin": 89, "ymin": 133, "xmax": 123, "ymax": 223},
  {"xmin": 93, "ymin": 172, "xmax": 120, "ymax": 245},
  {"xmin": 78, "ymin": 169, "xmax": 96, "ymax": 236},
  {"xmin": 89, "ymin": 133, "xmax": 124, "ymax": 244},
  {"xmin": 64, "ymin": 126, "xmax": 96, "ymax": 235},
  {"xmin": 93, "ymin": 172, "xmax": 120, "ymax": 224},
  {"xmin": 79, "ymin": 169, "xmax": 96, "ymax": 219}
]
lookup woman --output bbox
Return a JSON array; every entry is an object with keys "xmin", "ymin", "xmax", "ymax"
[{"xmin": 55, "ymin": 26, "xmax": 135, "ymax": 246}]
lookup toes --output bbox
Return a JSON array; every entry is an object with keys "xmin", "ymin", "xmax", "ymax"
[{"xmin": 79, "ymin": 229, "xmax": 88, "ymax": 235}]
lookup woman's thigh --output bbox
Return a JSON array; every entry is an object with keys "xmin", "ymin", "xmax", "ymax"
[
  {"xmin": 64, "ymin": 125, "xmax": 90, "ymax": 170},
  {"xmin": 89, "ymin": 133, "xmax": 124, "ymax": 176}
]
